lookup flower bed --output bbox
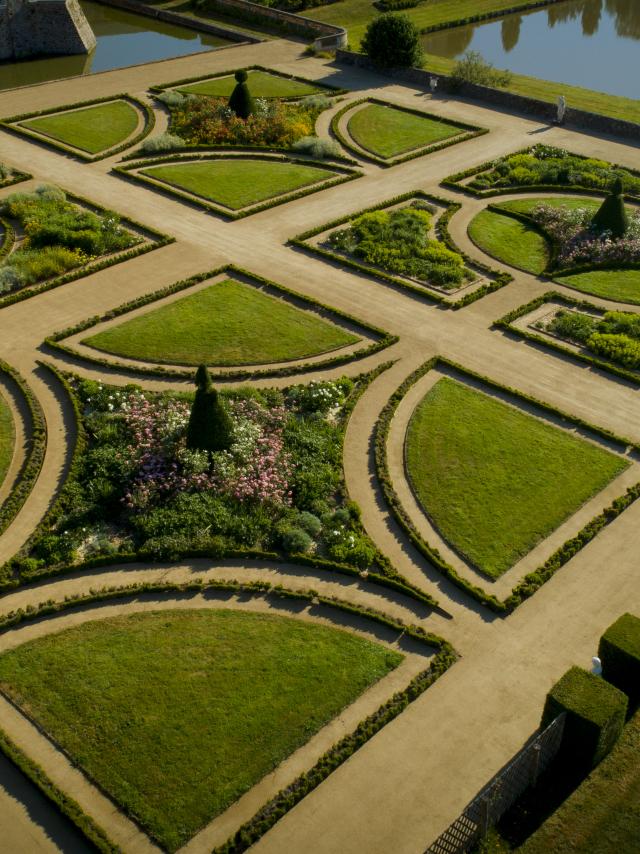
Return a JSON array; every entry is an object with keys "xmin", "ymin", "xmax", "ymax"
[
  {"xmin": 540, "ymin": 308, "xmax": 640, "ymax": 371},
  {"xmin": 326, "ymin": 202, "xmax": 472, "ymax": 290},
  {"xmin": 0, "ymin": 185, "xmax": 140, "ymax": 297}
]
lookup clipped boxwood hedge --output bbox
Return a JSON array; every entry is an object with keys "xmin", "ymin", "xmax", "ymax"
[
  {"xmin": 330, "ymin": 97, "xmax": 487, "ymax": 168},
  {"xmin": 599, "ymin": 612, "xmax": 640, "ymax": 711},
  {"xmin": 290, "ymin": 190, "xmax": 512, "ymax": 310},
  {"xmin": 542, "ymin": 666, "xmax": 628, "ymax": 771},
  {"xmin": 0, "ymin": 94, "xmax": 155, "ymax": 162},
  {"xmin": 45, "ymin": 264, "xmax": 398, "ymax": 381}
]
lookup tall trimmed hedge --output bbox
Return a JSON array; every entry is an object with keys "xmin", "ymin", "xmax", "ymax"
[
  {"xmin": 599, "ymin": 612, "xmax": 640, "ymax": 711},
  {"xmin": 542, "ymin": 666, "xmax": 628, "ymax": 771}
]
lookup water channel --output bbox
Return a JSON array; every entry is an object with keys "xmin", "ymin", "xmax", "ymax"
[
  {"xmin": 422, "ymin": 0, "xmax": 640, "ymax": 99},
  {"xmin": 0, "ymin": 1, "xmax": 234, "ymax": 91}
]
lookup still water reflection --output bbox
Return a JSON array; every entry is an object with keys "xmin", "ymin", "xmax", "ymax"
[
  {"xmin": 0, "ymin": 1, "xmax": 233, "ymax": 91},
  {"xmin": 423, "ymin": 0, "xmax": 640, "ymax": 99}
]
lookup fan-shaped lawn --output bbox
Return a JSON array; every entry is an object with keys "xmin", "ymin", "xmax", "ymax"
[
  {"xmin": 176, "ymin": 70, "xmax": 322, "ymax": 98},
  {"xmin": 347, "ymin": 104, "xmax": 461, "ymax": 159},
  {"xmin": 82, "ymin": 278, "xmax": 360, "ymax": 366},
  {"xmin": 468, "ymin": 208, "xmax": 549, "ymax": 274},
  {"xmin": 405, "ymin": 378, "xmax": 627, "ymax": 579},
  {"xmin": 554, "ymin": 269, "xmax": 640, "ymax": 305},
  {"xmin": 0, "ymin": 392, "xmax": 14, "ymax": 490},
  {"xmin": 139, "ymin": 159, "xmax": 337, "ymax": 210},
  {"xmin": 20, "ymin": 100, "xmax": 140, "ymax": 154},
  {"xmin": 0, "ymin": 609, "xmax": 402, "ymax": 851}
]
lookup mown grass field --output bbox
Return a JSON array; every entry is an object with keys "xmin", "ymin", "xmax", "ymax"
[
  {"xmin": 177, "ymin": 69, "xmax": 322, "ymax": 98},
  {"xmin": 347, "ymin": 103, "xmax": 461, "ymax": 159},
  {"xmin": 84, "ymin": 278, "xmax": 360, "ymax": 366},
  {"xmin": 405, "ymin": 377, "xmax": 627, "ymax": 578},
  {"xmin": 521, "ymin": 710, "xmax": 640, "ymax": 854},
  {"xmin": 0, "ymin": 609, "xmax": 402, "ymax": 851},
  {"xmin": 21, "ymin": 101, "xmax": 139, "ymax": 154},
  {"xmin": 0, "ymin": 392, "xmax": 14, "ymax": 489},
  {"xmin": 140, "ymin": 159, "xmax": 337, "ymax": 209},
  {"xmin": 555, "ymin": 269, "xmax": 640, "ymax": 305}
]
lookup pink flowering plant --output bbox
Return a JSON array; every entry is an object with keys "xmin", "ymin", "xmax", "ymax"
[
  {"xmin": 530, "ymin": 204, "xmax": 640, "ymax": 269},
  {"xmin": 11, "ymin": 375, "xmax": 387, "ymax": 580}
]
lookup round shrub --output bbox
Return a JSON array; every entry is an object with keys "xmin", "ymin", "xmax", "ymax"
[
  {"xmin": 361, "ymin": 14, "xmax": 424, "ymax": 69},
  {"xmin": 140, "ymin": 133, "xmax": 184, "ymax": 154},
  {"xmin": 281, "ymin": 527, "xmax": 313, "ymax": 554},
  {"xmin": 292, "ymin": 136, "xmax": 341, "ymax": 159},
  {"xmin": 297, "ymin": 511, "xmax": 322, "ymax": 537}
]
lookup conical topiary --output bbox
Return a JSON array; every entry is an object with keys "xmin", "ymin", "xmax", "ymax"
[
  {"xmin": 228, "ymin": 69, "xmax": 255, "ymax": 120},
  {"xmin": 591, "ymin": 177, "xmax": 628, "ymax": 239},
  {"xmin": 186, "ymin": 364, "xmax": 234, "ymax": 453}
]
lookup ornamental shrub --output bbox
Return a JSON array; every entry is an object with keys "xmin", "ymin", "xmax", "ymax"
[
  {"xmin": 451, "ymin": 51, "xmax": 512, "ymax": 89},
  {"xmin": 542, "ymin": 666, "xmax": 627, "ymax": 771},
  {"xmin": 281, "ymin": 526, "xmax": 313, "ymax": 554},
  {"xmin": 361, "ymin": 14, "xmax": 424, "ymax": 69},
  {"xmin": 228, "ymin": 70, "xmax": 255, "ymax": 120},
  {"xmin": 140, "ymin": 132, "xmax": 184, "ymax": 153},
  {"xmin": 297, "ymin": 511, "xmax": 322, "ymax": 537},
  {"xmin": 591, "ymin": 177, "xmax": 628, "ymax": 238},
  {"xmin": 599, "ymin": 612, "xmax": 640, "ymax": 710},
  {"xmin": 292, "ymin": 136, "xmax": 341, "ymax": 159},
  {"xmin": 186, "ymin": 365, "xmax": 234, "ymax": 453}
]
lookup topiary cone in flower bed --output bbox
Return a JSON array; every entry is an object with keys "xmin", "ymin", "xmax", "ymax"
[
  {"xmin": 592, "ymin": 177, "xmax": 628, "ymax": 239},
  {"xmin": 186, "ymin": 364, "xmax": 234, "ymax": 453},
  {"xmin": 228, "ymin": 70, "xmax": 255, "ymax": 121}
]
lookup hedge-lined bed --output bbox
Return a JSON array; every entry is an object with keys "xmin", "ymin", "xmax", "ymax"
[
  {"xmin": 45, "ymin": 265, "xmax": 397, "ymax": 381},
  {"xmin": 467, "ymin": 206, "xmax": 550, "ymax": 274},
  {"xmin": 115, "ymin": 154, "xmax": 360, "ymax": 220},
  {"xmin": 375, "ymin": 356, "xmax": 640, "ymax": 613},
  {"xmin": 331, "ymin": 98, "xmax": 487, "ymax": 167},
  {"xmin": 0, "ymin": 578, "xmax": 454, "ymax": 853},
  {"xmin": 0, "ymin": 391, "xmax": 14, "ymax": 492},
  {"xmin": 0, "ymin": 362, "xmax": 435, "ymax": 611},
  {"xmin": 443, "ymin": 145, "xmax": 640, "ymax": 200},
  {"xmin": 1, "ymin": 95, "xmax": 155, "ymax": 162},
  {"xmin": 0, "ymin": 163, "xmax": 31, "ymax": 190},
  {"xmin": 0, "ymin": 607, "xmax": 402, "ymax": 851},
  {"xmin": 150, "ymin": 65, "xmax": 346, "ymax": 100},
  {"xmin": 291, "ymin": 190, "xmax": 512, "ymax": 309},
  {"xmin": 405, "ymin": 376, "xmax": 628, "ymax": 580},
  {"xmin": 555, "ymin": 269, "xmax": 640, "ymax": 305},
  {"xmin": 497, "ymin": 292, "xmax": 640, "ymax": 385}
]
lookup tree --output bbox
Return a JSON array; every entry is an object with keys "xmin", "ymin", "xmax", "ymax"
[
  {"xmin": 228, "ymin": 69, "xmax": 255, "ymax": 120},
  {"xmin": 591, "ymin": 177, "xmax": 628, "ymax": 239},
  {"xmin": 186, "ymin": 364, "xmax": 234, "ymax": 453},
  {"xmin": 361, "ymin": 13, "xmax": 423, "ymax": 69}
]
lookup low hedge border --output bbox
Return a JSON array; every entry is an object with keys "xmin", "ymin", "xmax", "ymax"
[
  {"xmin": 421, "ymin": 0, "xmax": 563, "ymax": 33},
  {"xmin": 113, "ymin": 153, "xmax": 361, "ymax": 221},
  {"xmin": 0, "ymin": 170, "xmax": 31, "ymax": 190},
  {"xmin": 374, "ymin": 355, "xmax": 640, "ymax": 614},
  {"xmin": 0, "ymin": 361, "xmax": 46, "ymax": 539},
  {"xmin": 0, "ymin": 189, "xmax": 174, "ymax": 310},
  {"xmin": 0, "ymin": 727, "xmax": 119, "ymax": 853},
  {"xmin": 0, "ymin": 360, "xmax": 438, "ymax": 612},
  {"xmin": 0, "ymin": 217, "xmax": 15, "ymax": 259},
  {"xmin": 0, "ymin": 94, "xmax": 156, "ymax": 163},
  {"xmin": 45, "ymin": 264, "xmax": 399, "ymax": 381},
  {"xmin": 290, "ymin": 190, "xmax": 512, "ymax": 309},
  {"xmin": 149, "ymin": 64, "xmax": 348, "ymax": 99},
  {"xmin": 329, "ymin": 97, "xmax": 487, "ymax": 168},
  {"xmin": 441, "ymin": 146, "xmax": 640, "ymax": 203},
  {"xmin": 123, "ymin": 142, "xmax": 359, "ymax": 167},
  {"xmin": 495, "ymin": 291, "xmax": 640, "ymax": 386},
  {"xmin": 0, "ymin": 577, "xmax": 455, "ymax": 853}
]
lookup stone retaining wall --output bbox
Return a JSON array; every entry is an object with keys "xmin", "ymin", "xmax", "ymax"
[
  {"xmin": 336, "ymin": 51, "xmax": 640, "ymax": 142},
  {"xmin": 0, "ymin": 0, "xmax": 96, "ymax": 60}
]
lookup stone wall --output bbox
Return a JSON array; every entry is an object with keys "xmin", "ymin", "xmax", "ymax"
[
  {"xmin": 336, "ymin": 51, "xmax": 640, "ymax": 142},
  {"xmin": 0, "ymin": 0, "xmax": 96, "ymax": 60}
]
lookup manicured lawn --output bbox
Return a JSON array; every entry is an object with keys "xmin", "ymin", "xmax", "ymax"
[
  {"xmin": 497, "ymin": 198, "xmax": 601, "ymax": 216},
  {"xmin": 521, "ymin": 710, "xmax": 640, "ymax": 854},
  {"xmin": 555, "ymin": 270, "xmax": 640, "ymax": 305},
  {"xmin": 347, "ymin": 104, "xmax": 460, "ymax": 159},
  {"xmin": 467, "ymin": 208, "xmax": 549, "ymax": 274},
  {"xmin": 20, "ymin": 101, "xmax": 139, "ymax": 154},
  {"xmin": 405, "ymin": 378, "xmax": 627, "ymax": 578},
  {"xmin": 140, "ymin": 159, "xmax": 337, "ymax": 210},
  {"xmin": 176, "ymin": 69, "xmax": 322, "ymax": 98},
  {"xmin": 0, "ymin": 609, "xmax": 402, "ymax": 851},
  {"xmin": 0, "ymin": 392, "xmax": 14, "ymax": 489},
  {"xmin": 83, "ymin": 278, "xmax": 360, "ymax": 366}
]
